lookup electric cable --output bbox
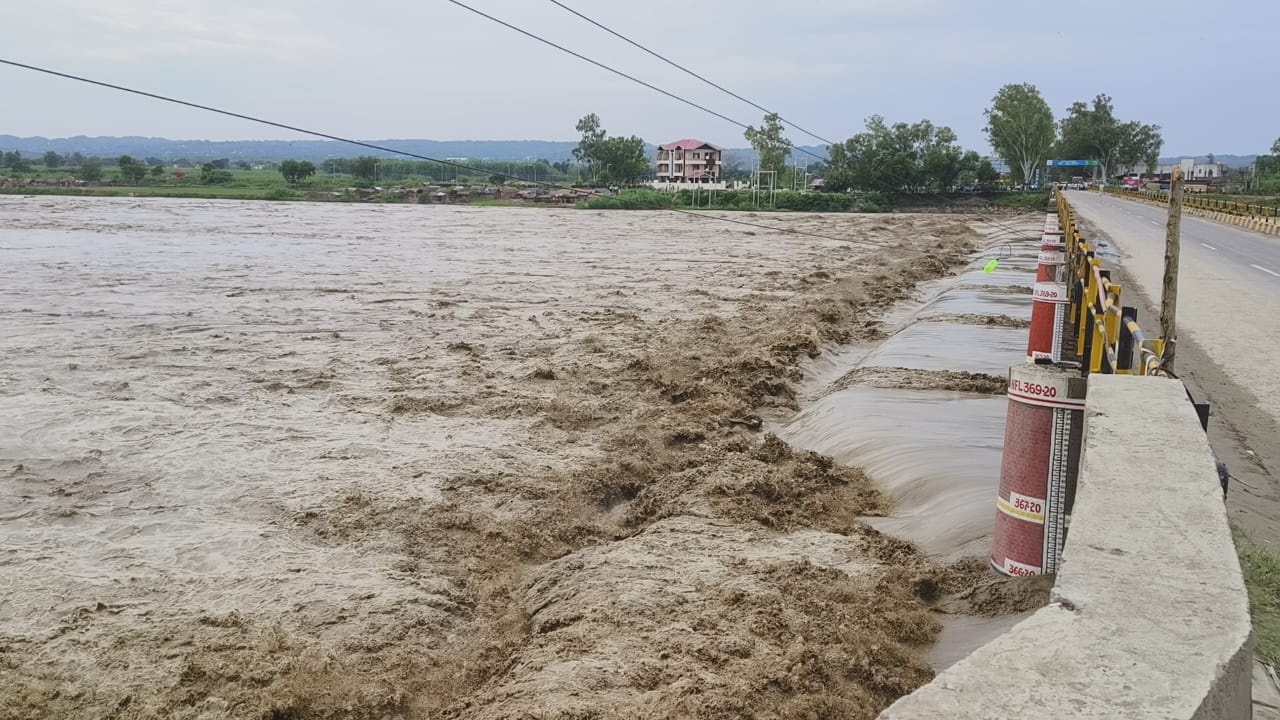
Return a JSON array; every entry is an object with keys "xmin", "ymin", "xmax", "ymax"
[{"xmin": 0, "ymin": 57, "xmax": 909, "ymax": 247}]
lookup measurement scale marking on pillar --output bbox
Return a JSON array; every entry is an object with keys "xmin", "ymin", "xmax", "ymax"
[{"xmin": 1044, "ymin": 406, "xmax": 1072, "ymax": 574}]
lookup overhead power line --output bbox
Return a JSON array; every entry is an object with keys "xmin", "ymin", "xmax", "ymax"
[
  {"xmin": 442, "ymin": 0, "xmax": 745, "ymax": 132},
  {"xmin": 442, "ymin": 0, "xmax": 829, "ymax": 166},
  {"xmin": 446, "ymin": 1, "xmax": 1036, "ymax": 239},
  {"xmin": 544, "ymin": 0, "xmax": 838, "ymax": 148},
  {"xmin": 0, "ymin": 57, "xmax": 901, "ymax": 248}
]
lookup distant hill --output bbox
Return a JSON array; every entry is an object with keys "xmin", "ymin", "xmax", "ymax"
[
  {"xmin": 0, "ymin": 135, "xmax": 830, "ymax": 166},
  {"xmin": 0, "ymin": 136, "xmax": 584, "ymax": 163}
]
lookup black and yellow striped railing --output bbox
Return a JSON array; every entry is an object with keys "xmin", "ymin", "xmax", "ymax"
[{"xmin": 1058, "ymin": 190, "xmax": 1167, "ymax": 376}]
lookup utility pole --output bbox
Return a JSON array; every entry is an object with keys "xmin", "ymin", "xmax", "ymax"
[{"xmin": 1160, "ymin": 166, "xmax": 1184, "ymax": 373}]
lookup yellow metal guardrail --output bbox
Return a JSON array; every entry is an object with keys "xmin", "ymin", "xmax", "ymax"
[
  {"xmin": 1102, "ymin": 186, "xmax": 1280, "ymax": 236},
  {"xmin": 1058, "ymin": 190, "xmax": 1168, "ymax": 376}
]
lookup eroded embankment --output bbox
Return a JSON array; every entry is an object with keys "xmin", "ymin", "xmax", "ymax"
[{"xmin": 0, "ymin": 202, "xmax": 1040, "ymax": 720}]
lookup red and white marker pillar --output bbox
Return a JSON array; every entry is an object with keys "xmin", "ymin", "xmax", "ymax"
[
  {"xmin": 992, "ymin": 362, "xmax": 1087, "ymax": 576},
  {"xmin": 1027, "ymin": 231, "xmax": 1068, "ymax": 362}
]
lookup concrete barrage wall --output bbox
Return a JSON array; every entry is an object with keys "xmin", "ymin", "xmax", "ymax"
[{"xmin": 880, "ymin": 375, "xmax": 1253, "ymax": 719}]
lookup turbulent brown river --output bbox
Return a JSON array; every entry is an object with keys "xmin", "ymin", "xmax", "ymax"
[{"xmin": 0, "ymin": 196, "xmax": 1046, "ymax": 720}]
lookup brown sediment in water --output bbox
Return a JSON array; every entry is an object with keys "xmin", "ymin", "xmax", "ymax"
[
  {"xmin": 0, "ymin": 198, "xmax": 1019, "ymax": 719},
  {"xmin": 931, "ymin": 557, "xmax": 1055, "ymax": 616},
  {"xmin": 916, "ymin": 312, "xmax": 1031, "ymax": 329},
  {"xmin": 958, "ymin": 283, "xmax": 1035, "ymax": 295},
  {"xmin": 827, "ymin": 367, "xmax": 1009, "ymax": 396}
]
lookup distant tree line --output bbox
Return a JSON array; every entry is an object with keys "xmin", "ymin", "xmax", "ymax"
[
  {"xmin": 813, "ymin": 86, "xmax": 1163, "ymax": 194},
  {"xmin": 571, "ymin": 114, "xmax": 648, "ymax": 185},
  {"xmin": 5, "ymin": 96, "xmax": 1274, "ymax": 198},
  {"xmin": 314, "ymin": 156, "xmax": 581, "ymax": 185},
  {"xmin": 1248, "ymin": 137, "xmax": 1280, "ymax": 194},
  {"xmin": 821, "ymin": 117, "xmax": 998, "ymax": 193}
]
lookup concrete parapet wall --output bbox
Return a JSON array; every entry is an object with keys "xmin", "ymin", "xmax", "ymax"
[{"xmin": 879, "ymin": 375, "xmax": 1252, "ymax": 719}]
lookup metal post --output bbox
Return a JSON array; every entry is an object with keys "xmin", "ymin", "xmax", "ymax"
[
  {"xmin": 1118, "ymin": 306, "xmax": 1137, "ymax": 373},
  {"xmin": 1194, "ymin": 403, "xmax": 1211, "ymax": 432},
  {"xmin": 1160, "ymin": 166, "xmax": 1184, "ymax": 373},
  {"xmin": 1071, "ymin": 278, "xmax": 1084, "ymax": 336},
  {"xmin": 1098, "ymin": 270, "xmax": 1114, "ymax": 374},
  {"xmin": 1081, "ymin": 304, "xmax": 1095, "ymax": 376},
  {"xmin": 1076, "ymin": 251, "xmax": 1095, "ymax": 358}
]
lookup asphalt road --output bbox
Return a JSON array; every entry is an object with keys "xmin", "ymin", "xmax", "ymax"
[
  {"xmin": 1068, "ymin": 189, "xmax": 1280, "ymax": 412},
  {"xmin": 1066, "ymin": 192, "xmax": 1280, "ymax": 408},
  {"xmin": 1067, "ymin": 189, "xmax": 1280, "ymax": 536},
  {"xmin": 1069, "ymin": 190, "xmax": 1280, "ymax": 299}
]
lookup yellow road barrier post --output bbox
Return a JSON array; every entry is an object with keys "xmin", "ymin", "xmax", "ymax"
[{"xmin": 1104, "ymin": 283, "xmax": 1121, "ymax": 373}]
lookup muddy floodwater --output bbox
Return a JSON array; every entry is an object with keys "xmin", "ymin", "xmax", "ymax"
[{"xmin": 0, "ymin": 196, "xmax": 1044, "ymax": 719}]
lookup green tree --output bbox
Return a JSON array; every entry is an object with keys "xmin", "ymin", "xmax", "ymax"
[
  {"xmin": 1272, "ymin": 137, "xmax": 1280, "ymax": 156},
  {"xmin": 43, "ymin": 151, "xmax": 63, "ymax": 169},
  {"xmin": 572, "ymin": 114, "xmax": 648, "ymax": 185},
  {"xmin": 1127, "ymin": 123, "xmax": 1164, "ymax": 176},
  {"xmin": 488, "ymin": 174, "xmax": 505, "ymax": 186},
  {"xmin": 118, "ymin": 155, "xmax": 148, "ymax": 184},
  {"xmin": 744, "ymin": 112, "xmax": 793, "ymax": 177},
  {"xmin": 280, "ymin": 159, "xmax": 317, "ymax": 185},
  {"xmin": 1058, "ymin": 94, "xmax": 1163, "ymax": 180},
  {"xmin": 825, "ymin": 125, "xmax": 880, "ymax": 193},
  {"xmin": 351, "ymin": 156, "xmax": 378, "ymax": 182},
  {"xmin": 150, "ymin": 165, "xmax": 164, "ymax": 178},
  {"xmin": 69, "ymin": 152, "xmax": 86, "ymax": 166},
  {"xmin": 984, "ymin": 83, "xmax": 1056, "ymax": 188},
  {"xmin": 200, "ymin": 162, "xmax": 234, "ymax": 185},
  {"xmin": 918, "ymin": 121, "xmax": 964, "ymax": 190},
  {"xmin": 955, "ymin": 150, "xmax": 982, "ymax": 189},
  {"xmin": 1, "ymin": 151, "xmax": 19, "ymax": 168},
  {"xmin": 78, "ymin": 159, "xmax": 103, "ymax": 182},
  {"xmin": 825, "ymin": 116, "xmax": 966, "ymax": 192},
  {"xmin": 572, "ymin": 113, "xmax": 607, "ymax": 179},
  {"xmin": 859, "ymin": 116, "xmax": 919, "ymax": 189},
  {"xmin": 976, "ymin": 157, "xmax": 999, "ymax": 186}
]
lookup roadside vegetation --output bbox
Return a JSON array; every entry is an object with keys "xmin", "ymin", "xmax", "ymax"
[{"xmin": 1235, "ymin": 529, "xmax": 1280, "ymax": 667}]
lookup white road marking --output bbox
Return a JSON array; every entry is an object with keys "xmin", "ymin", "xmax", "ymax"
[
  {"xmin": 1251, "ymin": 264, "xmax": 1280, "ymax": 278},
  {"xmin": 1150, "ymin": 220, "xmax": 1160, "ymax": 225},
  {"xmin": 1201, "ymin": 243, "xmax": 1218, "ymax": 251}
]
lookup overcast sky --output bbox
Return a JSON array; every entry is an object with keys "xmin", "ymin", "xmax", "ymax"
[{"xmin": 2, "ymin": 0, "xmax": 1276, "ymax": 155}]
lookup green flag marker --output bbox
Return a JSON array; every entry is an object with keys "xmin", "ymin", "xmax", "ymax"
[{"xmin": 984, "ymin": 259, "xmax": 999, "ymax": 274}]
